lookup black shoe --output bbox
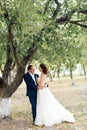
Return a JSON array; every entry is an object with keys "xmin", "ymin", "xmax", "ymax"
[{"xmin": 33, "ymin": 121, "xmax": 35, "ymax": 125}]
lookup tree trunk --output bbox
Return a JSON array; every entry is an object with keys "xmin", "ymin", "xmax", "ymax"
[
  {"xmin": 70, "ymin": 68, "xmax": 75, "ymax": 86},
  {"xmin": 0, "ymin": 98, "xmax": 11, "ymax": 118},
  {"xmin": 57, "ymin": 68, "xmax": 61, "ymax": 83},
  {"xmin": 0, "ymin": 60, "xmax": 32, "ymax": 117},
  {"xmin": 48, "ymin": 70, "xmax": 53, "ymax": 81},
  {"xmin": 83, "ymin": 65, "xmax": 87, "ymax": 79},
  {"xmin": 0, "ymin": 43, "xmax": 37, "ymax": 118},
  {"xmin": 52, "ymin": 69, "xmax": 56, "ymax": 78},
  {"xmin": 0, "ymin": 77, "xmax": 11, "ymax": 118},
  {"xmin": 63, "ymin": 70, "xmax": 66, "ymax": 77}
]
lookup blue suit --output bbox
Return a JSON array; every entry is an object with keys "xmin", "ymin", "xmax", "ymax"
[{"xmin": 23, "ymin": 72, "xmax": 39, "ymax": 122}]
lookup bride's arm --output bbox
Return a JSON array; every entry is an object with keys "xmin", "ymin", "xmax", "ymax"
[
  {"xmin": 36, "ymin": 77, "xmax": 41, "ymax": 85},
  {"xmin": 37, "ymin": 74, "xmax": 45, "ymax": 89},
  {"xmin": 36, "ymin": 77, "xmax": 42, "ymax": 87}
]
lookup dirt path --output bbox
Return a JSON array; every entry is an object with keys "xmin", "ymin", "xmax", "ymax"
[{"xmin": 0, "ymin": 77, "xmax": 87, "ymax": 130}]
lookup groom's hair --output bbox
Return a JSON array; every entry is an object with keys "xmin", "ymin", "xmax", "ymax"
[{"xmin": 27, "ymin": 64, "xmax": 33, "ymax": 71}]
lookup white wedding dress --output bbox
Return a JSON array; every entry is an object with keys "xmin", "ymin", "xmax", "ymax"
[{"xmin": 35, "ymin": 73, "xmax": 75, "ymax": 127}]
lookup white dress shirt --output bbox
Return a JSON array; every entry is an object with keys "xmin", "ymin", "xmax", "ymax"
[{"xmin": 29, "ymin": 72, "xmax": 36, "ymax": 85}]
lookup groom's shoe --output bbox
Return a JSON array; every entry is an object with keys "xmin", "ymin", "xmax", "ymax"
[
  {"xmin": 33, "ymin": 121, "xmax": 38, "ymax": 126},
  {"xmin": 29, "ymin": 122, "xmax": 35, "ymax": 127},
  {"xmin": 32, "ymin": 121, "xmax": 35, "ymax": 125}
]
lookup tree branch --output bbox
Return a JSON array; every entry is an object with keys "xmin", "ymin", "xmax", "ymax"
[
  {"xmin": 69, "ymin": 21, "xmax": 87, "ymax": 28},
  {"xmin": 21, "ymin": 42, "xmax": 37, "ymax": 67},
  {"xmin": 44, "ymin": 0, "xmax": 51, "ymax": 15},
  {"xmin": 52, "ymin": 0, "xmax": 61, "ymax": 19},
  {"xmin": 78, "ymin": 10, "xmax": 87, "ymax": 14},
  {"xmin": 8, "ymin": 24, "xmax": 20, "ymax": 66},
  {"xmin": 70, "ymin": 19, "xmax": 87, "ymax": 23},
  {"xmin": 56, "ymin": 9, "xmax": 76, "ymax": 23},
  {"xmin": 1, "ymin": 0, "xmax": 20, "ymax": 66},
  {"xmin": 56, "ymin": 9, "xmax": 87, "ymax": 28},
  {"xmin": 21, "ymin": 27, "xmax": 45, "ymax": 67}
]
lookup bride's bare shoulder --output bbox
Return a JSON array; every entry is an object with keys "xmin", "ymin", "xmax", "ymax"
[
  {"xmin": 41, "ymin": 73, "xmax": 46, "ymax": 77},
  {"xmin": 40, "ymin": 73, "xmax": 46, "ymax": 79}
]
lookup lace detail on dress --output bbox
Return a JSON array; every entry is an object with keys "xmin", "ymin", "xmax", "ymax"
[{"xmin": 37, "ymin": 73, "xmax": 47, "ymax": 87}]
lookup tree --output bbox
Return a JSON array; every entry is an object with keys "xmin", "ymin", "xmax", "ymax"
[
  {"xmin": 77, "ymin": 30, "xmax": 87, "ymax": 78},
  {"xmin": 0, "ymin": 0, "xmax": 87, "ymax": 117},
  {"xmin": 0, "ymin": 0, "xmax": 44, "ymax": 117}
]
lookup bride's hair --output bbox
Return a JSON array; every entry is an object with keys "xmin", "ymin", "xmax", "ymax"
[{"xmin": 39, "ymin": 64, "xmax": 48, "ymax": 74}]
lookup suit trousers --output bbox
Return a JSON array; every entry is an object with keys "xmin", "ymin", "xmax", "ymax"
[{"xmin": 29, "ymin": 96, "xmax": 37, "ymax": 122}]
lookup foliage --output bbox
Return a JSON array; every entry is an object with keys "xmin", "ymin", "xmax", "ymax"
[{"xmin": 0, "ymin": 0, "xmax": 87, "ymax": 97}]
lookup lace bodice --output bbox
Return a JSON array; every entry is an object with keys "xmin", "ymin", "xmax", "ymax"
[{"xmin": 37, "ymin": 73, "xmax": 46, "ymax": 87}]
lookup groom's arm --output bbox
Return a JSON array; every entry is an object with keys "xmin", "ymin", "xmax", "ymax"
[
  {"xmin": 35, "ymin": 74, "xmax": 39, "ymax": 78},
  {"xmin": 23, "ymin": 74, "xmax": 37, "ymax": 89}
]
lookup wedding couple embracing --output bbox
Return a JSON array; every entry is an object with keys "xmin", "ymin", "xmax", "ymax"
[{"xmin": 23, "ymin": 64, "xmax": 75, "ymax": 127}]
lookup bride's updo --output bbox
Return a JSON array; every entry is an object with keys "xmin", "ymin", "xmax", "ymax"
[{"xmin": 39, "ymin": 64, "xmax": 48, "ymax": 74}]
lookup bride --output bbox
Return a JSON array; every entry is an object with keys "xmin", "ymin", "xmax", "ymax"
[{"xmin": 35, "ymin": 64, "xmax": 75, "ymax": 127}]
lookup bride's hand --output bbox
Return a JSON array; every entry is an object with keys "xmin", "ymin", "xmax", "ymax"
[{"xmin": 38, "ymin": 85, "xmax": 44, "ymax": 89}]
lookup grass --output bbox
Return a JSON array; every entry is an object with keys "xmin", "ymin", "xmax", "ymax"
[{"xmin": 0, "ymin": 76, "xmax": 87, "ymax": 130}]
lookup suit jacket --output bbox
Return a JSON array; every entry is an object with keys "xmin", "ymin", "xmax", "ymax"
[{"xmin": 23, "ymin": 72, "xmax": 39, "ymax": 97}]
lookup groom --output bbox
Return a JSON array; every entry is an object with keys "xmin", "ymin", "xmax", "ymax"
[{"xmin": 23, "ymin": 64, "xmax": 39, "ymax": 123}]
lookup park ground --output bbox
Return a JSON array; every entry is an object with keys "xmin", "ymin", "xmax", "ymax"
[{"xmin": 0, "ymin": 76, "xmax": 87, "ymax": 130}]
